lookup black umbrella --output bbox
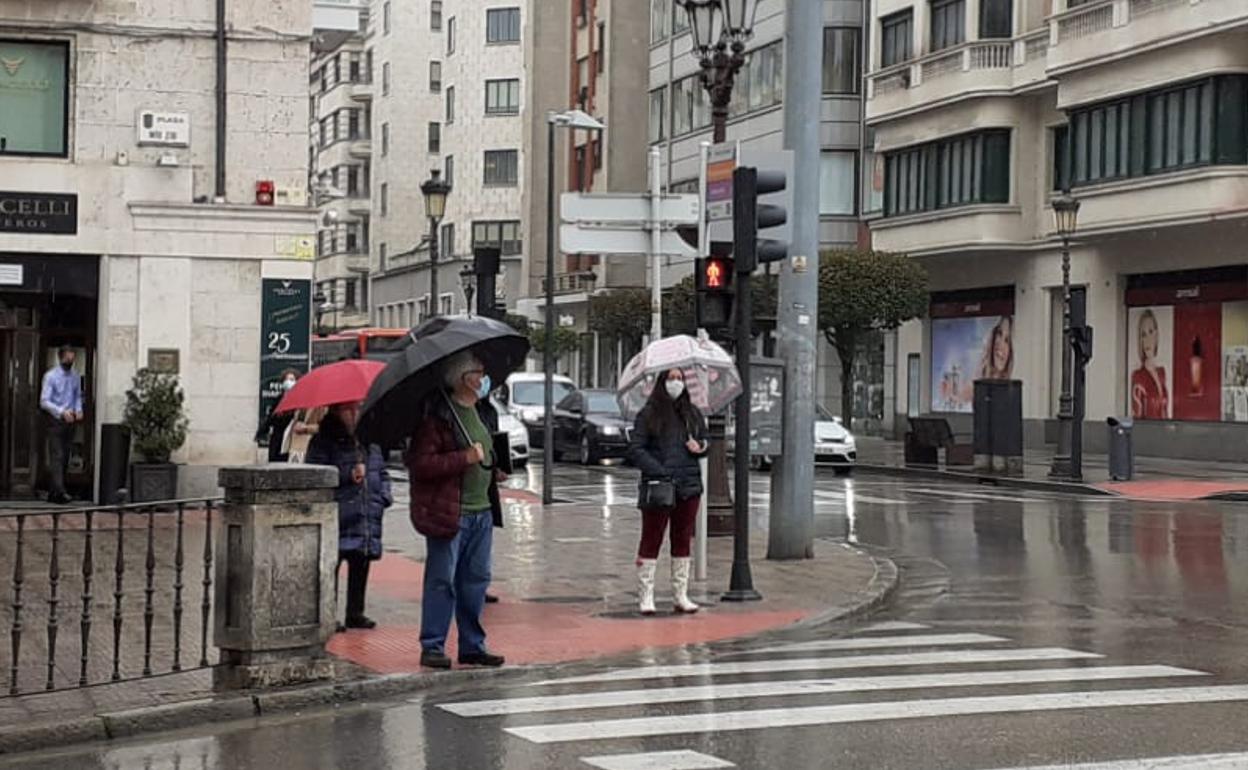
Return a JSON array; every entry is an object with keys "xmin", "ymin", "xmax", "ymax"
[{"xmin": 356, "ymin": 315, "xmax": 530, "ymax": 447}]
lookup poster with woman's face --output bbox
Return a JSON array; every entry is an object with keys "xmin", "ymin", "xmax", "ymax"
[
  {"xmin": 1127, "ymin": 306, "xmax": 1173, "ymax": 420},
  {"xmin": 930, "ymin": 315, "xmax": 1015, "ymax": 413}
]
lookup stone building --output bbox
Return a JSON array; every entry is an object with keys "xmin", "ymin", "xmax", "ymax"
[
  {"xmin": 0, "ymin": 0, "xmax": 321, "ymax": 500},
  {"xmin": 866, "ymin": 0, "xmax": 1248, "ymax": 459}
]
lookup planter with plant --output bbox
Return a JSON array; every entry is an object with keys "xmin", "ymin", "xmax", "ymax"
[{"xmin": 123, "ymin": 368, "xmax": 190, "ymax": 502}]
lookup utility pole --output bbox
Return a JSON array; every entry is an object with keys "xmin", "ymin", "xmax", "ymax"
[
  {"xmin": 649, "ymin": 148, "xmax": 663, "ymax": 341},
  {"xmin": 769, "ymin": 0, "xmax": 821, "ymax": 560}
]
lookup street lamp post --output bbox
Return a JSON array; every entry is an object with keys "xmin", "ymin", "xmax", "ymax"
[
  {"xmin": 420, "ymin": 169, "xmax": 451, "ymax": 320},
  {"xmin": 460, "ymin": 265, "xmax": 476, "ymax": 316},
  {"xmin": 1048, "ymin": 193, "xmax": 1082, "ymax": 480},
  {"xmin": 544, "ymin": 110, "xmax": 605, "ymax": 506},
  {"xmin": 679, "ymin": 0, "xmax": 759, "ymax": 143}
]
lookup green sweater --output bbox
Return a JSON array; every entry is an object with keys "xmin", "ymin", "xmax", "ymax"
[{"xmin": 452, "ymin": 401, "xmax": 493, "ymax": 513}]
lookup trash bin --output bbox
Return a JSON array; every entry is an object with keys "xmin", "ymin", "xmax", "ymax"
[
  {"xmin": 1107, "ymin": 417, "xmax": 1134, "ymax": 481},
  {"xmin": 97, "ymin": 423, "xmax": 131, "ymax": 504}
]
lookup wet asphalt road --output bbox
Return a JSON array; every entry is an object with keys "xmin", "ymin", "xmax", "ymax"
[{"xmin": 4, "ymin": 465, "xmax": 1248, "ymax": 770}]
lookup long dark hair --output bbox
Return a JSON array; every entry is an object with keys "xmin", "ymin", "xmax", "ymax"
[{"xmin": 643, "ymin": 369, "xmax": 704, "ymax": 437}]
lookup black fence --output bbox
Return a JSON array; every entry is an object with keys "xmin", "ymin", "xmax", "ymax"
[{"xmin": 2, "ymin": 499, "xmax": 221, "ymax": 697}]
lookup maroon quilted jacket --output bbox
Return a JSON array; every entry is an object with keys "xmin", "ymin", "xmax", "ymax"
[{"xmin": 405, "ymin": 399, "xmax": 504, "ymax": 540}]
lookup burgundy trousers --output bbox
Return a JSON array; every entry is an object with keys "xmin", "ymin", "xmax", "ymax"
[{"xmin": 637, "ymin": 495, "xmax": 700, "ymax": 559}]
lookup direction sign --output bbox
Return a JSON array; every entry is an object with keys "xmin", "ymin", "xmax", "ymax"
[
  {"xmin": 705, "ymin": 143, "xmax": 737, "ymax": 222},
  {"xmin": 560, "ymin": 192, "xmax": 700, "ymax": 225},
  {"xmin": 560, "ymin": 224, "xmax": 696, "ymax": 256}
]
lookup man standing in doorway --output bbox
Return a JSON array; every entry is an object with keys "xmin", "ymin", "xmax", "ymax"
[{"xmin": 41, "ymin": 346, "xmax": 83, "ymax": 504}]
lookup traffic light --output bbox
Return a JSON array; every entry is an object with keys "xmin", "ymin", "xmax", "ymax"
[
  {"xmin": 695, "ymin": 256, "xmax": 735, "ymax": 330},
  {"xmin": 731, "ymin": 166, "xmax": 787, "ymax": 274}
]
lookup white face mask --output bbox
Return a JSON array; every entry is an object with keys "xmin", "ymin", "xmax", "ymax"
[
  {"xmin": 282, "ymin": 378, "xmax": 297, "ymax": 391},
  {"xmin": 665, "ymin": 379, "xmax": 685, "ymax": 399}
]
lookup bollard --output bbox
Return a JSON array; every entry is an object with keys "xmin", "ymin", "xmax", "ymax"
[{"xmin": 213, "ymin": 464, "xmax": 339, "ymax": 690}]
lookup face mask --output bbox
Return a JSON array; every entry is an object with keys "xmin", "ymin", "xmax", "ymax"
[
  {"xmin": 61, "ymin": 360, "xmax": 73, "ymax": 371},
  {"xmin": 475, "ymin": 374, "xmax": 492, "ymax": 399},
  {"xmin": 665, "ymin": 379, "xmax": 685, "ymax": 400},
  {"xmin": 282, "ymin": 378, "xmax": 297, "ymax": 391}
]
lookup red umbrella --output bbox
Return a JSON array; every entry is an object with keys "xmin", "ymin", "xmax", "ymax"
[{"xmin": 275, "ymin": 360, "xmax": 386, "ymax": 414}]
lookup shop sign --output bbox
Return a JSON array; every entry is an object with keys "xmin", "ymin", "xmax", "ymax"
[
  {"xmin": 258, "ymin": 278, "xmax": 312, "ymax": 431},
  {"xmin": 0, "ymin": 191, "xmax": 77, "ymax": 234}
]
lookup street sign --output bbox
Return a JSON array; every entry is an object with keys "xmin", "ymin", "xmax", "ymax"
[
  {"xmin": 706, "ymin": 148, "xmax": 794, "ymax": 245},
  {"xmin": 560, "ymin": 224, "xmax": 696, "ymax": 256},
  {"xmin": 560, "ymin": 192, "xmax": 699, "ymax": 225},
  {"xmin": 705, "ymin": 143, "xmax": 737, "ymax": 222}
]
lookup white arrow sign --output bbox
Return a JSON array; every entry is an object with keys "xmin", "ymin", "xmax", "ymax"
[
  {"xmin": 560, "ymin": 224, "xmax": 695, "ymax": 256},
  {"xmin": 560, "ymin": 192, "xmax": 700, "ymax": 225}
]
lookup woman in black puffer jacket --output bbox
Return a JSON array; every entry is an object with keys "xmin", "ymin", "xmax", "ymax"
[{"xmin": 628, "ymin": 368, "xmax": 708, "ymax": 616}]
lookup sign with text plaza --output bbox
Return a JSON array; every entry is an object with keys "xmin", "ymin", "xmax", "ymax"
[{"xmin": 0, "ymin": 191, "xmax": 77, "ymax": 234}]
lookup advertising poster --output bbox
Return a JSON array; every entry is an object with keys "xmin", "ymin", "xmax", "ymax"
[
  {"xmin": 1171, "ymin": 302, "xmax": 1222, "ymax": 421},
  {"xmin": 257, "ymin": 278, "xmax": 312, "ymax": 431},
  {"xmin": 1221, "ymin": 301, "xmax": 1248, "ymax": 422},
  {"xmin": 930, "ymin": 315, "xmax": 1015, "ymax": 413},
  {"xmin": 1127, "ymin": 306, "xmax": 1173, "ymax": 420}
]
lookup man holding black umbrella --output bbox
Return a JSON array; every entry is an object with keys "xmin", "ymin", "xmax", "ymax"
[{"xmin": 406, "ymin": 352, "xmax": 506, "ymax": 669}]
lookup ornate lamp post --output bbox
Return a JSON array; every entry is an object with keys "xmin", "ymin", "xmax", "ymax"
[
  {"xmin": 678, "ymin": 0, "xmax": 760, "ymax": 143},
  {"xmin": 420, "ymin": 169, "xmax": 451, "ymax": 320},
  {"xmin": 1048, "ymin": 193, "xmax": 1082, "ymax": 480}
]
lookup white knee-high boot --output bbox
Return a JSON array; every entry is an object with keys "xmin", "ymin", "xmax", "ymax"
[
  {"xmin": 637, "ymin": 559, "xmax": 657, "ymax": 615},
  {"xmin": 672, "ymin": 557, "xmax": 699, "ymax": 613}
]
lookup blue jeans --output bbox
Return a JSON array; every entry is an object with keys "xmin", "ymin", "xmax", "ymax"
[{"xmin": 420, "ymin": 510, "xmax": 493, "ymax": 657}]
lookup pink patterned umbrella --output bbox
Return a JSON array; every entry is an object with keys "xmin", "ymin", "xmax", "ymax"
[{"xmin": 617, "ymin": 334, "xmax": 742, "ymax": 418}]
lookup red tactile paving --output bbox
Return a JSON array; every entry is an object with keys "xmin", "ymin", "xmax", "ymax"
[{"xmin": 1097, "ymin": 479, "xmax": 1248, "ymax": 500}]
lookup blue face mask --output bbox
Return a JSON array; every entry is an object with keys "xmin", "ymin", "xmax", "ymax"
[{"xmin": 476, "ymin": 374, "xmax": 492, "ymax": 399}]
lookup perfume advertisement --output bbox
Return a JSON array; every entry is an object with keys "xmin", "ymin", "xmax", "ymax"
[
  {"xmin": 931, "ymin": 315, "xmax": 1015, "ymax": 413},
  {"xmin": 1170, "ymin": 302, "xmax": 1222, "ymax": 421}
]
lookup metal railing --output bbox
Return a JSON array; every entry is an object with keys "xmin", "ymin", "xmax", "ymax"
[
  {"xmin": 3, "ymin": 498, "xmax": 220, "ymax": 697},
  {"xmin": 1056, "ymin": 0, "xmax": 1115, "ymax": 42}
]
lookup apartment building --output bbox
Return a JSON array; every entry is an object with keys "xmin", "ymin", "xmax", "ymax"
[
  {"xmin": 0, "ymin": 1, "xmax": 320, "ymax": 500},
  {"xmin": 519, "ymin": 0, "xmax": 650, "ymax": 386},
  {"xmin": 310, "ymin": 21, "xmax": 372, "ymax": 331},
  {"xmin": 369, "ymin": 0, "xmax": 528, "ymax": 328},
  {"xmin": 867, "ymin": 0, "xmax": 1248, "ymax": 459},
  {"xmin": 647, "ymin": 0, "xmax": 877, "ymax": 423}
]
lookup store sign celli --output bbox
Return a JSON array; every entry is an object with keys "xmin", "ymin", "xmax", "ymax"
[{"xmin": 0, "ymin": 191, "xmax": 77, "ymax": 234}]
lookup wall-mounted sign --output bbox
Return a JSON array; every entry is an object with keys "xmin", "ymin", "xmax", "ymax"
[
  {"xmin": 258, "ymin": 278, "xmax": 312, "ymax": 431},
  {"xmin": 147, "ymin": 348, "xmax": 180, "ymax": 374},
  {"xmin": 0, "ymin": 264, "xmax": 22, "ymax": 285},
  {"xmin": 0, "ymin": 191, "xmax": 77, "ymax": 234},
  {"xmin": 136, "ymin": 110, "xmax": 190, "ymax": 147}
]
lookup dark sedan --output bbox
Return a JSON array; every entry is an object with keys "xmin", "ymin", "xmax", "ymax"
[{"xmin": 551, "ymin": 389, "xmax": 632, "ymax": 465}]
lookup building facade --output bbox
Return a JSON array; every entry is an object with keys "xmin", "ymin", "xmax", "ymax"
[
  {"xmin": 646, "ymin": 0, "xmax": 878, "ymax": 424},
  {"xmin": 519, "ymin": 0, "xmax": 651, "ymax": 387},
  {"xmin": 866, "ymin": 0, "xmax": 1248, "ymax": 459},
  {"xmin": 0, "ymin": 1, "xmax": 321, "ymax": 500}
]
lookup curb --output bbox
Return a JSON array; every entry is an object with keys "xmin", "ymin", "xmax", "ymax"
[
  {"xmin": 855, "ymin": 462, "xmax": 1117, "ymax": 497},
  {"xmin": 789, "ymin": 545, "xmax": 900, "ymax": 630}
]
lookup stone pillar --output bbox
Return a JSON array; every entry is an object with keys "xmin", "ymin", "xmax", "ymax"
[{"xmin": 213, "ymin": 464, "xmax": 339, "ymax": 690}]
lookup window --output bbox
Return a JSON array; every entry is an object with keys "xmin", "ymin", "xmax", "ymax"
[
  {"xmin": 1052, "ymin": 125, "xmax": 1070, "ymax": 191},
  {"xmin": 418, "ymin": 296, "xmax": 430, "ymax": 320},
  {"xmin": 382, "ymin": 62, "xmax": 391, "ymax": 95},
  {"xmin": 428, "ymin": 122, "xmax": 441, "ymax": 154},
  {"xmin": 360, "ymin": 275, "xmax": 368, "ymax": 311},
  {"xmin": 381, "ymin": 122, "xmax": 390, "ymax": 155},
  {"xmin": 577, "ymin": 57, "xmax": 590, "ymax": 91},
  {"xmin": 593, "ymin": 138, "xmax": 603, "ymax": 171},
  {"xmin": 485, "ymin": 78, "xmax": 521, "ymax": 114},
  {"xmin": 347, "ymin": 109, "xmax": 360, "ymax": 138},
  {"xmin": 431, "ymin": 0, "xmax": 442, "ymax": 30},
  {"xmin": 445, "ymin": 155, "xmax": 454, "ymax": 186},
  {"xmin": 483, "ymin": 150, "xmax": 519, "ymax": 185},
  {"xmin": 0, "ymin": 35, "xmax": 72, "ymax": 156},
  {"xmin": 441, "ymin": 223, "xmax": 455, "ymax": 258},
  {"xmin": 649, "ymin": 87, "xmax": 666, "ymax": 143},
  {"xmin": 819, "ymin": 151, "xmax": 857, "ymax": 215},
  {"xmin": 597, "ymin": 22, "xmax": 606, "ymax": 73},
  {"xmin": 729, "ymin": 41, "xmax": 784, "ymax": 118},
  {"xmin": 430, "ymin": 61, "xmax": 441, "ymax": 92},
  {"xmin": 440, "ymin": 294, "xmax": 454, "ymax": 316},
  {"xmin": 345, "ymin": 279, "xmax": 357, "ymax": 310},
  {"xmin": 822, "ymin": 28, "xmax": 861, "ymax": 95},
  {"xmin": 486, "ymin": 8, "xmax": 521, "ymax": 43},
  {"xmin": 930, "ymin": 0, "xmax": 965, "ymax": 53},
  {"xmin": 472, "ymin": 220, "xmax": 522, "ymax": 255},
  {"xmin": 379, "ymin": 243, "xmax": 388, "ymax": 271},
  {"xmin": 348, "ymin": 52, "xmax": 361, "ymax": 82},
  {"xmin": 444, "ymin": 86, "xmax": 455, "ymax": 123},
  {"xmin": 672, "ymin": 75, "xmax": 710, "ymax": 136},
  {"xmin": 383, "ymin": 1, "xmax": 391, "ymax": 34},
  {"xmin": 574, "ymin": 145, "xmax": 587, "ymax": 191},
  {"xmin": 881, "ymin": 10, "xmax": 913, "ymax": 68},
  {"xmin": 980, "ymin": 0, "xmax": 1013, "ymax": 39},
  {"xmin": 380, "ymin": 183, "xmax": 388, "ymax": 216},
  {"xmin": 651, "ymin": 0, "xmax": 670, "ymax": 44},
  {"xmin": 576, "ymin": 0, "xmax": 588, "ymax": 26},
  {"xmin": 346, "ymin": 165, "xmax": 361, "ymax": 196},
  {"xmin": 884, "ymin": 129, "xmax": 1011, "ymax": 217},
  {"xmin": 447, "ymin": 17, "xmax": 456, "ymax": 54}
]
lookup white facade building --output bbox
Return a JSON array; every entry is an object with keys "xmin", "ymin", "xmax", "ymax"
[
  {"xmin": 0, "ymin": 1, "xmax": 322, "ymax": 500},
  {"xmin": 866, "ymin": 0, "xmax": 1248, "ymax": 459}
]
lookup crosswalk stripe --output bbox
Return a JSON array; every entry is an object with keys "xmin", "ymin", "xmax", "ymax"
[
  {"xmin": 985, "ymin": 754, "xmax": 1248, "ymax": 769},
  {"xmin": 533, "ymin": 647, "xmax": 1102, "ymax": 686},
  {"xmin": 441, "ymin": 665, "xmax": 1204, "ymax": 717},
  {"xmin": 506, "ymin": 685, "xmax": 1248, "ymax": 744},
  {"xmin": 853, "ymin": 621, "xmax": 931, "ymax": 633},
  {"xmin": 747, "ymin": 632, "xmax": 1008, "ymax": 654},
  {"xmin": 580, "ymin": 750, "xmax": 735, "ymax": 769}
]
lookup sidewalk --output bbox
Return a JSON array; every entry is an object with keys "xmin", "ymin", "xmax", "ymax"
[
  {"xmin": 855, "ymin": 436, "xmax": 1248, "ymax": 500},
  {"xmin": 0, "ymin": 480, "xmax": 892, "ymax": 755}
]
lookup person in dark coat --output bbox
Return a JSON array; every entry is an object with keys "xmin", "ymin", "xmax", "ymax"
[
  {"xmin": 306, "ymin": 401, "xmax": 392, "ymax": 630},
  {"xmin": 628, "ymin": 367, "xmax": 708, "ymax": 615},
  {"xmin": 256, "ymin": 369, "xmax": 301, "ymax": 462},
  {"xmin": 407, "ymin": 352, "xmax": 506, "ymax": 670}
]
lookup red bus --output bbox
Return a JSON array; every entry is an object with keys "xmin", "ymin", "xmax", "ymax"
[{"xmin": 311, "ymin": 327, "xmax": 408, "ymax": 367}]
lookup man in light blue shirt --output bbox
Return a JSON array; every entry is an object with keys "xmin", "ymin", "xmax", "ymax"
[{"xmin": 41, "ymin": 346, "xmax": 83, "ymax": 504}]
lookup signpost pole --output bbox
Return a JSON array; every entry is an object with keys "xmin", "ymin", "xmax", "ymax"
[
  {"xmin": 649, "ymin": 148, "xmax": 663, "ymax": 342},
  {"xmin": 694, "ymin": 140, "xmax": 711, "ymax": 584}
]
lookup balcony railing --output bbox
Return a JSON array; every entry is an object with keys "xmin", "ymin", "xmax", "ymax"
[
  {"xmin": 543, "ymin": 271, "xmax": 596, "ymax": 295},
  {"xmin": 869, "ymin": 38, "xmax": 1025, "ymax": 104},
  {"xmin": 1055, "ymin": 0, "xmax": 1115, "ymax": 42}
]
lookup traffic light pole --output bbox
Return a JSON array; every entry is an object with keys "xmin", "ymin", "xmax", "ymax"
[{"xmin": 769, "ymin": 0, "xmax": 822, "ymax": 561}]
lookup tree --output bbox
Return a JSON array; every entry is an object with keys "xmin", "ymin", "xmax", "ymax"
[
  {"xmin": 503, "ymin": 313, "xmax": 531, "ymax": 335},
  {"xmin": 527, "ymin": 325, "xmax": 581, "ymax": 358},
  {"xmin": 123, "ymin": 369, "xmax": 190, "ymax": 463},
  {"xmin": 589, "ymin": 288, "xmax": 651, "ymax": 346},
  {"xmin": 818, "ymin": 249, "xmax": 928, "ymax": 429}
]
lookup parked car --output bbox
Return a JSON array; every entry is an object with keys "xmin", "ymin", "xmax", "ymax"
[
  {"xmin": 494, "ymin": 402, "xmax": 530, "ymax": 468},
  {"xmin": 501, "ymin": 372, "xmax": 577, "ymax": 448},
  {"xmin": 814, "ymin": 404, "xmax": 857, "ymax": 475},
  {"xmin": 551, "ymin": 389, "xmax": 631, "ymax": 465}
]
